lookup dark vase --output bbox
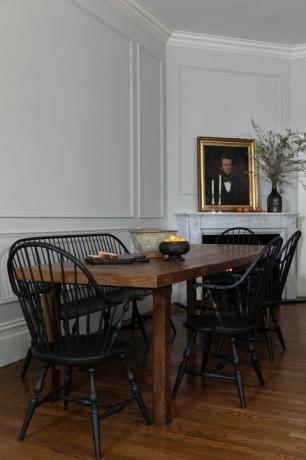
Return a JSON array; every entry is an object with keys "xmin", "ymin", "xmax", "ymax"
[{"xmin": 267, "ymin": 184, "xmax": 282, "ymax": 212}]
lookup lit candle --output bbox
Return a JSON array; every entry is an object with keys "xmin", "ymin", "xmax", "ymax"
[
  {"xmin": 219, "ymin": 174, "xmax": 222, "ymax": 194},
  {"xmin": 211, "ymin": 179, "xmax": 214, "ymax": 196}
]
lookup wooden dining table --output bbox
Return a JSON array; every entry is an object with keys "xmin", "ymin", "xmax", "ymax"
[{"xmin": 39, "ymin": 243, "xmax": 263, "ymax": 425}]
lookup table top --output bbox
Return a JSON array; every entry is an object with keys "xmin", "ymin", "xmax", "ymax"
[{"xmin": 20, "ymin": 244, "xmax": 262, "ymax": 289}]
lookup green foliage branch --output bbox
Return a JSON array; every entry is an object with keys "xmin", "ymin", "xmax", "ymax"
[{"xmin": 251, "ymin": 119, "xmax": 306, "ymax": 189}]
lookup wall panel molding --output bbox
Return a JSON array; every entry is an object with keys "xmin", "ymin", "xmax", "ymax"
[
  {"xmin": 0, "ymin": 296, "xmax": 16, "ymax": 306},
  {"xmin": 0, "ymin": 227, "xmax": 132, "ymax": 238},
  {"xmin": 137, "ymin": 45, "xmax": 164, "ymax": 218},
  {"xmin": 0, "ymin": 211, "xmax": 134, "ymax": 219},
  {"xmin": 177, "ymin": 64, "xmax": 283, "ymax": 196},
  {"xmin": 291, "ymin": 44, "xmax": 306, "ymax": 59},
  {"xmin": 0, "ymin": 0, "xmax": 135, "ymax": 219},
  {"xmin": 0, "ymin": 317, "xmax": 26, "ymax": 334},
  {"xmin": 64, "ymin": 0, "xmax": 135, "ymax": 218}
]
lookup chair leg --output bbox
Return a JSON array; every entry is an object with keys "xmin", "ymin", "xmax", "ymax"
[
  {"xmin": 63, "ymin": 367, "xmax": 73, "ymax": 409},
  {"xmin": 129, "ymin": 300, "xmax": 176, "ymax": 345},
  {"xmin": 171, "ymin": 319, "xmax": 177, "ymax": 336},
  {"xmin": 201, "ymin": 332, "xmax": 212, "ymax": 372},
  {"xmin": 20, "ymin": 346, "xmax": 33, "ymax": 379},
  {"xmin": 103, "ymin": 310, "xmax": 111, "ymax": 330},
  {"xmin": 246, "ymin": 337, "xmax": 264, "ymax": 386},
  {"xmin": 230, "ymin": 337, "xmax": 246, "ymax": 409},
  {"xmin": 119, "ymin": 352, "xmax": 152, "ymax": 425},
  {"xmin": 172, "ymin": 331, "xmax": 197, "ymax": 399},
  {"xmin": 271, "ymin": 306, "xmax": 286, "ymax": 351},
  {"xmin": 19, "ymin": 363, "xmax": 49, "ymax": 441},
  {"xmin": 89, "ymin": 368, "xmax": 101, "ymax": 460},
  {"xmin": 261, "ymin": 311, "xmax": 275, "ymax": 363},
  {"xmin": 216, "ymin": 335, "xmax": 225, "ymax": 353},
  {"xmin": 132, "ymin": 300, "xmax": 150, "ymax": 347}
]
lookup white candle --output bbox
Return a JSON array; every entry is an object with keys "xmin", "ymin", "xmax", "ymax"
[
  {"xmin": 219, "ymin": 174, "xmax": 222, "ymax": 194},
  {"xmin": 211, "ymin": 179, "xmax": 214, "ymax": 196}
]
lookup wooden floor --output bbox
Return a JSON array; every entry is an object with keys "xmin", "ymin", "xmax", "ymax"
[{"xmin": 1, "ymin": 304, "xmax": 306, "ymax": 459}]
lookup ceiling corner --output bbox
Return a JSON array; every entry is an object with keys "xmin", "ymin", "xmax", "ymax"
[{"xmin": 110, "ymin": 0, "xmax": 173, "ymax": 43}]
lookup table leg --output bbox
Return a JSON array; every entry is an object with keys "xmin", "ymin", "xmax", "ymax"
[
  {"xmin": 153, "ymin": 285, "xmax": 172, "ymax": 425},
  {"xmin": 48, "ymin": 367, "xmax": 62, "ymax": 392},
  {"xmin": 42, "ymin": 285, "xmax": 62, "ymax": 392},
  {"xmin": 187, "ymin": 279, "xmax": 196, "ymax": 316}
]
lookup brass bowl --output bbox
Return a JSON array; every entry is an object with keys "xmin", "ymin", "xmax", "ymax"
[
  {"xmin": 159, "ymin": 241, "xmax": 190, "ymax": 261},
  {"xmin": 129, "ymin": 228, "xmax": 177, "ymax": 258}
]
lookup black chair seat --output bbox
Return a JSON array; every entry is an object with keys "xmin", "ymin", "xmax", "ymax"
[
  {"xmin": 101, "ymin": 288, "xmax": 151, "ymax": 304},
  {"xmin": 127, "ymin": 288, "xmax": 152, "ymax": 299},
  {"xmin": 104, "ymin": 288, "xmax": 152, "ymax": 307},
  {"xmin": 60, "ymin": 288, "xmax": 150, "ymax": 320},
  {"xmin": 184, "ymin": 313, "xmax": 255, "ymax": 336},
  {"xmin": 32, "ymin": 334, "xmax": 132, "ymax": 367}
]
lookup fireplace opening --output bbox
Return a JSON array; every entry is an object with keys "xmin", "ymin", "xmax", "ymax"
[{"xmin": 202, "ymin": 233, "xmax": 280, "ymax": 245}]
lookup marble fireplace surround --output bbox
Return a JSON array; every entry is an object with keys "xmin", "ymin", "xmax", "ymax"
[{"xmin": 176, "ymin": 212, "xmax": 298, "ymax": 300}]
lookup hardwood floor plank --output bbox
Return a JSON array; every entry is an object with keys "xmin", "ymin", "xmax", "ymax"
[{"xmin": 1, "ymin": 304, "xmax": 306, "ymax": 459}]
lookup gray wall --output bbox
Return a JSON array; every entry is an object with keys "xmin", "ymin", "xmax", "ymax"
[
  {"xmin": 0, "ymin": 0, "xmax": 167, "ymax": 366},
  {"xmin": 291, "ymin": 57, "xmax": 306, "ymax": 295},
  {"xmin": 166, "ymin": 42, "xmax": 293, "ymax": 227},
  {"xmin": 166, "ymin": 37, "xmax": 306, "ymax": 296}
]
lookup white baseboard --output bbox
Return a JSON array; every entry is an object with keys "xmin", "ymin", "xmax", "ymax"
[{"xmin": 0, "ymin": 318, "xmax": 30, "ymax": 367}]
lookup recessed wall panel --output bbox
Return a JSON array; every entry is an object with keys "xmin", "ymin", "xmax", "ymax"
[
  {"xmin": 178, "ymin": 66, "xmax": 282, "ymax": 196},
  {"xmin": 138, "ymin": 46, "xmax": 164, "ymax": 217},
  {"xmin": 0, "ymin": 0, "xmax": 133, "ymax": 217}
]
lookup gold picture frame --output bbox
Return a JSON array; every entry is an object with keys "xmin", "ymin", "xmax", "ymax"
[{"xmin": 197, "ymin": 136, "xmax": 258, "ymax": 212}]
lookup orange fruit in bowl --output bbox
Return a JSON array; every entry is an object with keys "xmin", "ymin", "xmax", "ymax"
[
  {"xmin": 164, "ymin": 235, "xmax": 187, "ymax": 243},
  {"xmin": 243, "ymin": 207, "xmax": 250, "ymax": 212},
  {"xmin": 237, "ymin": 207, "xmax": 244, "ymax": 212},
  {"xmin": 255, "ymin": 206, "xmax": 262, "ymax": 213}
]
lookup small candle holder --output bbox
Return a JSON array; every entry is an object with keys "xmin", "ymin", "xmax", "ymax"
[
  {"xmin": 211, "ymin": 195, "xmax": 217, "ymax": 213},
  {"xmin": 217, "ymin": 193, "xmax": 222, "ymax": 213}
]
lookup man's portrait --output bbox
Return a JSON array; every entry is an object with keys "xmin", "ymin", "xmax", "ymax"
[{"xmin": 197, "ymin": 137, "xmax": 258, "ymax": 211}]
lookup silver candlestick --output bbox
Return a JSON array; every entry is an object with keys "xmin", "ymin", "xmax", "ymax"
[
  {"xmin": 217, "ymin": 193, "xmax": 222, "ymax": 213},
  {"xmin": 211, "ymin": 194, "xmax": 217, "ymax": 213}
]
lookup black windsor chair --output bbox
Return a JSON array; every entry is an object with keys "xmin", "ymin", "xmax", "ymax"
[
  {"xmin": 172, "ymin": 236, "xmax": 282, "ymax": 408},
  {"xmin": 7, "ymin": 242, "xmax": 151, "ymax": 459},
  {"xmin": 200, "ymin": 227, "xmax": 261, "ymax": 312},
  {"xmin": 10, "ymin": 232, "xmax": 175, "ymax": 378},
  {"xmin": 203, "ymin": 228, "xmax": 260, "ymax": 289},
  {"xmin": 262, "ymin": 230, "xmax": 301, "ymax": 362},
  {"xmin": 215, "ymin": 227, "xmax": 261, "ymax": 245}
]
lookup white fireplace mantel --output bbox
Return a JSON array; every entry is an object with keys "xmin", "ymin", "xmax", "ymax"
[{"xmin": 176, "ymin": 212, "xmax": 298, "ymax": 299}]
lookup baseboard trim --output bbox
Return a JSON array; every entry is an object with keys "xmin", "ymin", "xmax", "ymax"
[
  {"xmin": 280, "ymin": 297, "xmax": 306, "ymax": 305},
  {"xmin": 0, "ymin": 318, "xmax": 30, "ymax": 367}
]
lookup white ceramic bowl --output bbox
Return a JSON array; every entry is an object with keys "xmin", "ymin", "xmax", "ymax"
[{"xmin": 129, "ymin": 228, "xmax": 178, "ymax": 257}]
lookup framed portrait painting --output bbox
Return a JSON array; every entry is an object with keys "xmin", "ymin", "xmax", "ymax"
[{"xmin": 197, "ymin": 137, "xmax": 258, "ymax": 212}]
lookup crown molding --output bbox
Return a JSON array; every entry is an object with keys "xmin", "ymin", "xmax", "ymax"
[
  {"xmin": 291, "ymin": 44, "xmax": 306, "ymax": 59},
  {"xmin": 168, "ymin": 31, "xmax": 306, "ymax": 59},
  {"xmin": 110, "ymin": 0, "xmax": 173, "ymax": 43},
  {"xmin": 109, "ymin": 2, "xmax": 306, "ymax": 58}
]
